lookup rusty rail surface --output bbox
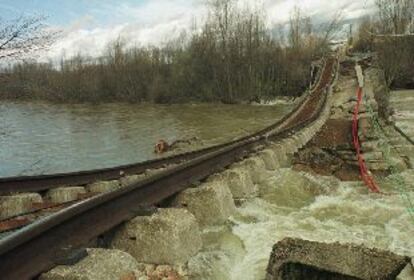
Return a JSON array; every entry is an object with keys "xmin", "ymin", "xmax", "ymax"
[
  {"xmin": 0, "ymin": 56, "xmax": 337, "ymax": 279},
  {"xmin": 0, "ymin": 62, "xmax": 327, "ymax": 195}
]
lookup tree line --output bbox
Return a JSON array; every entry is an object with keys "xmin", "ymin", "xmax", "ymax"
[
  {"xmin": 0, "ymin": 1, "xmax": 331, "ymax": 104},
  {"xmin": 354, "ymin": 0, "xmax": 414, "ymax": 89}
]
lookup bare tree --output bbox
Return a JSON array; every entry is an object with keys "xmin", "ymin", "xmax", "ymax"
[
  {"xmin": 0, "ymin": 15, "xmax": 57, "ymax": 60},
  {"xmin": 376, "ymin": 0, "xmax": 414, "ymax": 35}
]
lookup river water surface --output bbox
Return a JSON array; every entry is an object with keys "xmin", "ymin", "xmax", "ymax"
[
  {"xmin": 187, "ymin": 90, "xmax": 414, "ymax": 279},
  {"xmin": 0, "ymin": 102, "xmax": 291, "ymax": 177}
]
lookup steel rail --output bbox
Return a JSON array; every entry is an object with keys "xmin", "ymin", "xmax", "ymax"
[
  {"xmin": 0, "ymin": 56, "xmax": 338, "ymax": 279},
  {"xmin": 0, "ymin": 62, "xmax": 328, "ymax": 195}
]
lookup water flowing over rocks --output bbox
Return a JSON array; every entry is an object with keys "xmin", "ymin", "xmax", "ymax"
[
  {"xmin": 35, "ymin": 57, "xmax": 414, "ymax": 280},
  {"xmin": 266, "ymin": 238, "xmax": 411, "ymax": 280},
  {"xmin": 111, "ymin": 208, "xmax": 202, "ymax": 265},
  {"xmin": 258, "ymin": 149, "xmax": 280, "ymax": 171},
  {"xmin": 258, "ymin": 169, "xmax": 328, "ymax": 208}
]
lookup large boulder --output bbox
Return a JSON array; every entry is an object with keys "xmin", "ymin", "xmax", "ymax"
[
  {"xmin": 266, "ymin": 238, "xmax": 410, "ymax": 280},
  {"xmin": 111, "ymin": 208, "xmax": 202, "ymax": 265},
  {"xmin": 0, "ymin": 193, "xmax": 42, "ymax": 219},
  {"xmin": 46, "ymin": 187, "xmax": 86, "ymax": 204},
  {"xmin": 39, "ymin": 248, "xmax": 143, "ymax": 280},
  {"xmin": 171, "ymin": 180, "xmax": 236, "ymax": 227}
]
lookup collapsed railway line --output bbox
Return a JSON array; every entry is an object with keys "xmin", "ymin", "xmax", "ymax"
[{"xmin": 0, "ymin": 55, "xmax": 338, "ymax": 279}]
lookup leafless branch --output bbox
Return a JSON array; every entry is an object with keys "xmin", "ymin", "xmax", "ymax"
[{"xmin": 0, "ymin": 15, "xmax": 59, "ymax": 61}]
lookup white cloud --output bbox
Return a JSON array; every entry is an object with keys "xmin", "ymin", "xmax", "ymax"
[{"xmin": 45, "ymin": 0, "xmax": 376, "ymax": 60}]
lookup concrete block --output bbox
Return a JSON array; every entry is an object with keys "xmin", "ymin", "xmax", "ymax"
[
  {"xmin": 258, "ymin": 149, "xmax": 279, "ymax": 170},
  {"xmin": 39, "ymin": 248, "xmax": 143, "ymax": 280},
  {"xmin": 111, "ymin": 208, "xmax": 202, "ymax": 265},
  {"xmin": 46, "ymin": 187, "xmax": 86, "ymax": 204},
  {"xmin": 171, "ymin": 180, "xmax": 236, "ymax": 227},
  {"xmin": 363, "ymin": 151, "xmax": 384, "ymax": 162},
  {"xmin": 87, "ymin": 180, "xmax": 120, "ymax": 194},
  {"xmin": 266, "ymin": 238, "xmax": 410, "ymax": 280},
  {"xmin": 397, "ymin": 263, "xmax": 414, "ymax": 280},
  {"xmin": 0, "ymin": 193, "xmax": 42, "ymax": 219},
  {"xmin": 236, "ymin": 156, "xmax": 268, "ymax": 184},
  {"xmin": 220, "ymin": 168, "xmax": 257, "ymax": 199},
  {"xmin": 270, "ymin": 145, "xmax": 291, "ymax": 168},
  {"xmin": 120, "ymin": 174, "xmax": 145, "ymax": 187}
]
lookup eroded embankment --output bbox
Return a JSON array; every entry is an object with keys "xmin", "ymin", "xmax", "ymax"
[{"xmin": 33, "ymin": 56, "xmax": 414, "ymax": 280}]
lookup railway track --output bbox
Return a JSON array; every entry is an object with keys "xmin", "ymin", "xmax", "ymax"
[
  {"xmin": 0, "ymin": 65, "xmax": 322, "ymax": 196},
  {"xmin": 0, "ymin": 55, "xmax": 338, "ymax": 279}
]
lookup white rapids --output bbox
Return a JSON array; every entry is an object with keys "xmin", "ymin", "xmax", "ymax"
[{"xmin": 187, "ymin": 168, "xmax": 414, "ymax": 280}]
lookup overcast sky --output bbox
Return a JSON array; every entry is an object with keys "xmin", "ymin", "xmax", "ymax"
[{"xmin": 0, "ymin": 0, "xmax": 376, "ymax": 59}]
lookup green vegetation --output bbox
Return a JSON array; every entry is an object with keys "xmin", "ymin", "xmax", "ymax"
[{"xmin": 0, "ymin": 1, "xmax": 330, "ymax": 104}]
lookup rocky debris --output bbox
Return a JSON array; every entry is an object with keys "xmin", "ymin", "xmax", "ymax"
[
  {"xmin": 45, "ymin": 187, "xmax": 86, "ymax": 204},
  {"xmin": 171, "ymin": 179, "xmax": 236, "ymax": 227},
  {"xmin": 266, "ymin": 238, "xmax": 410, "ymax": 280},
  {"xmin": 111, "ymin": 208, "xmax": 202, "ymax": 265},
  {"xmin": 0, "ymin": 193, "xmax": 42, "ymax": 219},
  {"xmin": 87, "ymin": 180, "xmax": 120, "ymax": 194},
  {"xmin": 39, "ymin": 248, "xmax": 144, "ymax": 280}
]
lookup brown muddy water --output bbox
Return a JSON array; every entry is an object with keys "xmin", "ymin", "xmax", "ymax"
[
  {"xmin": 188, "ymin": 169, "xmax": 414, "ymax": 280},
  {"xmin": 0, "ymin": 101, "xmax": 292, "ymax": 177},
  {"xmin": 186, "ymin": 90, "xmax": 414, "ymax": 279}
]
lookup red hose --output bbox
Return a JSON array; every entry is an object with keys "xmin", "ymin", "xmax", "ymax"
[{"xmin": 352, "ymin": 87, "xmax": 382, "ymax": 193}]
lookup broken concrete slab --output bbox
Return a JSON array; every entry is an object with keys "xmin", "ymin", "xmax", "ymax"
[
  {"xmin": 46, "ymin": 187, "xmax": 86, "ymax": 204},
  {"xmin": 0, "ymin": 193, "xmax": 42, "ymax": 219},
  {"xmin": 171, "ymin": 179, "xmax": 236, "ymax": 227},
  {"xmin": 111, "ymin": 208, "xmax": 202, "ymax": 265},
  {"xmin": 266, "ymin": 238, "xmax": 410, "ymax": 280},
  {"xmin": 397, "ymin": 263, "xmax": 414, "ymax": 280},
  {"xmin": 39, "ymin": 248, "xmax": 143, "ymax": 280}
]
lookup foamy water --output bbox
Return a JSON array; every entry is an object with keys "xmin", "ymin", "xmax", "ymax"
[
  {"xmin": 189, "ymin": 169, "xmax": 414, "ymax": 280},
  {"xmin": 186, "ymin": 91, "xmax": 414, "ymax": 279}
]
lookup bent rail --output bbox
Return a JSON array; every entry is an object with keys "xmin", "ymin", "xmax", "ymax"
[
  {"xmin": 0, "ymin": 62, "xmax": 328, "ymax": 195},
  {"xmin": 0, "ymin": 56, "xmax": 337, "ymax": 279}
]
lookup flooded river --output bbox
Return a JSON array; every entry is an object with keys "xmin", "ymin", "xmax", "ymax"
[
  {"xmin": 188, "ymin": 168, "xmax": 414, "ymax": 280},
  {"xmin": 0, "ymin": 102, "xmax": 291, "ymax": 177},
  {"xmin": 187, "ymin": 90, "xmax": 414, "ymax": 279}
]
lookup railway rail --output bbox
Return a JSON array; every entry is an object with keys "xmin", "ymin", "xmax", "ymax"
[
  {"xmin": 0, "ymin": 62, "xmax": 323, "ymax": 195},
  {"xmin": 0, "ymin": 56, "xmax": 338, "ymax": 279}
]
